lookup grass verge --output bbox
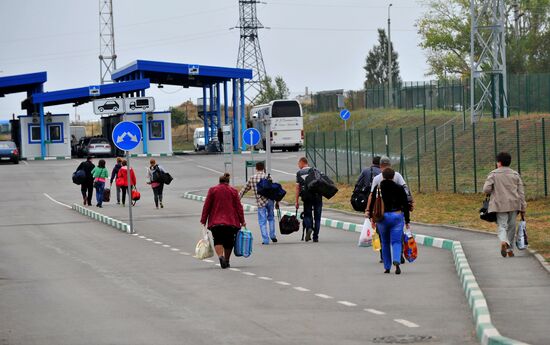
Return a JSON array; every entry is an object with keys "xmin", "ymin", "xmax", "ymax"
[{"xmin": 279, "ymin": 182, "xmax": 550, "ymax": 260}]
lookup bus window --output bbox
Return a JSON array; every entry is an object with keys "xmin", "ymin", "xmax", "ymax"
[{"xmin": 272, "ymin": 101, "xmax": 301, "ymax": 118}]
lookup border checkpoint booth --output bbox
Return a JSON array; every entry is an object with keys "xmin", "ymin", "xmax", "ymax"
[
  {"xmin": 111, "ymin": 60, "xmax": 253, "ymax": 152},
  {"xmin": 20, "ymin": 79, "xmax": 151, "ymax": 160}
]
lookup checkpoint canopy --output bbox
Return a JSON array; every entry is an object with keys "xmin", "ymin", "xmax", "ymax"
[
  {"xmin": 19, "ymin": 79, "xmax": 151, "ymax": 160},
  {"xmin": 112, "ymin": 60, "xmax": 253, "ymax": 152}
]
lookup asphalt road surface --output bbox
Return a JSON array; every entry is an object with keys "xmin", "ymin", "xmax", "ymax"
[{"xmin": 0, "ymin": 153, "xmax": 480, "ymax": 345}]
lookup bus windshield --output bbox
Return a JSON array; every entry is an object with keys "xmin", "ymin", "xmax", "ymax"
[{"xmin": 271, "ymin": 101, "xmax": 301, "ymax": 118}]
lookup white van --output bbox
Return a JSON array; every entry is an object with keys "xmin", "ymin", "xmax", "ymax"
[{"xmin": 193, "ymin": 127, "xmax": 205, "ymax": 151}]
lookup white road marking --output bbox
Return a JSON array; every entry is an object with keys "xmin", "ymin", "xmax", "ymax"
[
  {"xmin": 272, "ymin": 168, "xmax": 295, "ymax": 176},
  {"xmin": 258, "ymin": 276, "xmax": 273, "ymax": 281},
  {"xmin": 138, "ymin": 236, "xmax": 146, "ymax": 239},
  {"xmin": 154, "ymin": 241, "xmax": 163, "ymax": 244},
  {"xmin": 132, "ymin": 233, "xmax": 139, "ymax": 236},
  {"xmin": 364, "ymin": 308, "xmax": 386, "ymax": 315},
  {"xmin": 275, "ymin": 281, "xmax": 291, "ymax": 286},
  {"xmin": 229, "ymin": 268, "xmax": 241, "ymax": 272},
  {"xmin": 21, "ymin": 160, "xmax": 29, "ymax": 165},
  {"xmin": 162, "ymin": 244, "xmax": 170, "ymax": 248},
  {"xmin": 315, "ymin": 293, "xmax": 334, "ymax": 299},
  {"xmin": 43, "ymin": 193, "xmax": 72, "ymax": 209},
  {"xmin": 203, "ymin": 259, "xmax": 214, "ymax": 263},
  {"xmin": 180, "ymin": 252, "xmax": 191, "ymax": 256},
  {"xmin": 215, "ymin": 264, "xmax": 221, "ymax": 267},
  {"xmin": 393, "ymin": 319, "xmax": 420, "ymax": 328},
  {"xmin": 337, "ymin": 301, "xmax": 357, "ymax": 307},
  {"xmin": 170, "ymin": 248, "xmax": 180, "ymax": 251},
  {"xmin": 146, "ymin": 238, "xmax": 153, "ymax": 241},
  {"xmin": 242, "ymin": 272, "xmax": 256, "ymax": 276},
  {"xmin": 293, "ymin": 287, "xmax": 310, "ymax": 292},
  {"xmin": 197, "ymin": 165, "xmax": 224, "ymax": 175}
]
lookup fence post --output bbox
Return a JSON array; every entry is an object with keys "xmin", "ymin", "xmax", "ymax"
[
  {"xmin": 516, "ymin": 120, "xmax": 521, "ymax": 175},
  {"xmin": 543, "ymin": 118, "xmax": 548, "ymax": 196},
  {"xmin": 434, "ymin": 126, "xmax": 439, "ymax": 191},
  {"xmin": 416, "ymin": 127, "xmax": 421, "ymax": 192},
  {"xmin": 349, "ymin": 130, "xmax": 353, "ymax": 179},
  {"xmin": 358, "ymin": 129, "xmax": 362, "ymax": 170},
  {"xmin": 370, "ymin": 128, "xmax": 375, "ymax": 158},
  {"xmin": 385, "ymin": 127, "xmax": 390, "ymax": 157},
  {"xmin": 452, "ymin": 124, "xmax": 457, "ymax": 193},
  {"xmin": 423, "ymin": 104, "xmax": 427, "ymax": 152},
  {"xmin": 462, "ymin": 84, "xmax": 467, "ymax": 131},
  {"xmin": 473, "ymin": 123, "xmax": 478, "ymax": 193},
  {"xmin": 399, "ymin": 127, "xmax": 404, "ymax": 175},
  {"xmin": 334, "ymin": 131, "xmax": 339, "ymax": 183},
  {"xmin": 346, "ymin": 130, "xmax": 350, "ymax": 184},
  {"xmin": 493, "ymin": 121, "xmax": 498, "ymax": 167},
  {"xmin": 312, "ymin": 132, "xmax": 317, "ymax": 167},
  {"xmin": 305, "ymin": 133, "xmax": 309, "ymax": 162},
  {"xmin": 323, "ymin": 131, "xmax": 327, "ymax": 175}
]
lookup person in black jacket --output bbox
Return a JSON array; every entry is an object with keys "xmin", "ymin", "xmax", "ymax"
[
  {"xmin": 368, "ymin": 168, "xmax": 410, "ymax": 275},
  {"xmin": 110, "ymin": 157, "xmax": 123, "ymax": 204},
  {"xmin": 76, "ymin": 156, "xmax": 95, "ymax": 206}
]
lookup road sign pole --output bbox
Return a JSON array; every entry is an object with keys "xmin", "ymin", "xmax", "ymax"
[
  {"xmin": 126, "ymin": 150, "xmax": 134, "ymax": 234},
  {"xmin": 265, "ymin": 118, "xmax": 272, "ymax": 175}
]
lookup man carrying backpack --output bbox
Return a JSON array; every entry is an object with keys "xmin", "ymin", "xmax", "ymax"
[
  {"xmin": 351, "ymin": 156, "xmax": 381, "ymax": 212},
  {"xmin": 239, "ymin": 161, "xmax": 278, "ymax": 245},
  {"xmin": 295, "ymin": 157, "xmax": 323, "ymax": 242}
]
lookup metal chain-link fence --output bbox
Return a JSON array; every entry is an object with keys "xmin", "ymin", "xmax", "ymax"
[{"xmin": 305, "ymin": 117, "xmax": 549, "ymax": 199}]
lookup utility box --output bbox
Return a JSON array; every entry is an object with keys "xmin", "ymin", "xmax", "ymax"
[{"xmin": 222, "ymin": 125, "xmax": 232, "ymax": 153}]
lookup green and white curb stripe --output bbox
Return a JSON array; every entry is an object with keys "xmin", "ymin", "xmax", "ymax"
[
  {"xmin": 24, "ymin": 156, "xmax": 71, "ymax": 161},
  {"xmin": 183, "ymin": 191, "xmax": 529, "ymax": 345},
  {"xmin": 129, "ymin": 153, "xmax": 173, "ymax": 158},
  {"xmin": 72, "ymin": 204, "xmax": 132, "ymax": 234}
]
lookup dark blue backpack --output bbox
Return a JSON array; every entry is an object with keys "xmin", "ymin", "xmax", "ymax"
[{"xmin": 257, "ymin": 175, "xmax": 287, "ymax": 202}]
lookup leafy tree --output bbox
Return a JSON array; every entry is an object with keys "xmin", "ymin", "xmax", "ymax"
[
  {"xmin": 417, "ymin": 0, "xmax": 550, "ymax": 78},
  {"xmin": 170, "ymin": 106, "xmax": 188, "ymax": 126},
  {"xmin": 255, "ymin": 75, "xmax": 290, "ymax": 104},
  {"xmin": 363, "ymin": 28, "xmax": 401, "ymax": 87}
]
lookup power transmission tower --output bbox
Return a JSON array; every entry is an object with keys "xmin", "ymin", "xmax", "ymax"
[
  {"xmin": 470, "ymin": 0, "xmax": 508, "ymax": 122},
  {"xmin": 99, "ymin": 0, "xmax": 117, "ymax": 84},
  {"xmin": 235, "ymin": 0, "xmax": 267, "ymax": 104}
]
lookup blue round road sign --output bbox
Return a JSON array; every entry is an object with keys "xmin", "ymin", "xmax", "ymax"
[
  {"xmin": 340, "ymin": 109, "xmax": 351, "ymax": 121},
  {"xmin": 243, "ymin": 128, "xmax": 261, "ymax": 146},
  {"xmin": 112, "ymin": 121, "xmax": 142, "ymax": 151}
]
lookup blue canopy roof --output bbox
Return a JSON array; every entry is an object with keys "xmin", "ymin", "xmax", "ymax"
[
  {"xmin": 27, "ymin": 79, "xmax": 151, "ymax": 108},
  {"xmin": 0, "ymin": 72, "xmax": 47, "ymax": 97},
  {"xmin": 112, "ymin": 60, "xmax": 252, "ymax": 87}
]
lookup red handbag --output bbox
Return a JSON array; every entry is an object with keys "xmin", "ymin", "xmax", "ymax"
[{"xmin": 131, "ymin": 187, "xmax": 140, "ymax": 205}]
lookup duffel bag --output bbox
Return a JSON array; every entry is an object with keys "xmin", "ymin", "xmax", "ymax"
[{"xmin": 279, "ymin": 209, "xmax": 300, "ymax": 235}]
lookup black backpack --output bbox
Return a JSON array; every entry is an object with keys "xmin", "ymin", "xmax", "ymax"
[
  {"xmin": 304, "ymin": 168, "xmax": 338, "ymax": 200},
  {"xmin": 350, "ymin": 167, "xmax": 374, "ymax": 212},
  {"xmin": 151, "ymin": 165, "xmax": 173, "ymax": 185},
  {"xmin": 257, "ymin": 175, "xmax": 287, "ymax": 202}
]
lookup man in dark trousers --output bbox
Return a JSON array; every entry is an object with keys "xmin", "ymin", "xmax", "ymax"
[
  {"xmin": 295, "ymin": 157, "xmax": 323, "ymax": 242},
  {"xmin": 77, "ymin": 156, "xmax": 95, "ymax": 206}
]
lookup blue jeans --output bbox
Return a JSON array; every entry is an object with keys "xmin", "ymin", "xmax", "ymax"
[
  {"xmin": 258, "ymin": 200, "xmax": 276, "ymax": 244},
  {"xmin": 377, "ymin": 212, "xmax": 405, "ymax": 270},
  {"xmin": 95, "ymin": 181, "xmax": 105, "ymax": 206},
  {"xmin": 303, "ymin": 198, "xmax": 323, "ymax": 240}
]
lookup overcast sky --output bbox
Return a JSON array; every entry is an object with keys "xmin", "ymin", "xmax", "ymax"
[{"xmin": 0, "ymin": 0, "xmax": 428, "ymax": 121}]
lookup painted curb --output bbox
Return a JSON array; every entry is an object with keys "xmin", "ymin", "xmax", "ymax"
[
  {"xmin": 23, "ymin": 156, "xmax": 71, "ymax": 161},
  {"xmin": 129, "ymin": 153, "xmax": 173, "ymax": 158},
  {"xmin": 71, "ymin": 204, "xmax": 132, "ymax": 234},
  {"xmin": 182, "ymin": 191, "xmax": 529, "ymax": 345}
]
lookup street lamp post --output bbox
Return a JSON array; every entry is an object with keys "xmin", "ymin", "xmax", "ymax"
[{"xmin": 387, "ymin": 3, "xmax": 393, "ymax": 108}]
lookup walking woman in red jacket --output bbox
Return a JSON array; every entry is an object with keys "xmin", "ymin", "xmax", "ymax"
[
  {"xmin": 116, "ymin": 159, "xmax": 137, "ymax": 207},
  {"xmin": 201, "ymin": 173, "xmax": 246, "ymax": 269}
]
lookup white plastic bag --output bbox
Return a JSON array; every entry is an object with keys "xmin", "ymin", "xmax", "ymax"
[
  {"xmin": 195, "ymin": 227, "xmax": 214, "ymax": 259},
  {"xmin": 358, "ymin": 219, "xmax": 374, "ymax": 247},
  {"xmin": 516, "ymin": 220, "xmax": 528, "ymax": 250}
]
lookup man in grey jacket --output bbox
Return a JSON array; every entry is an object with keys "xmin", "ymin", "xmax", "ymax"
[{"xmin": 483, "ymin": 152, "xmax": 526, "ymax": 258}]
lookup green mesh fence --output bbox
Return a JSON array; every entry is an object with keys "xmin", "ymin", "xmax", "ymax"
[{"xmin": 305, "ymin": 117, "xmax": 549, "ymax": 199}]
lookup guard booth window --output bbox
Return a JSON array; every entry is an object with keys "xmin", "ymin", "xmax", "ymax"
[
  {"xmin": 149, "ymin": 120, "xmax": 164, "ymax": 140},
  {"xmin": 47, "ymin": 124, "xmax": 62, "ymax": 143},
  {"xmin": 29, "ymin": 125, "xmax": 41, "ymax": 143}
]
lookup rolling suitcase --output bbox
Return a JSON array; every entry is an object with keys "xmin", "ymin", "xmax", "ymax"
[{"xmin": 103, "ymin": 188, "xmax": 111, "ymax": 202}]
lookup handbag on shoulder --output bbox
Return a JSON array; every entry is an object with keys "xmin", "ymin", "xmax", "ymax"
[
  {"xmin": 479, "ymin": 195, "xmax": 496, "ymax": 222},
  {"xmin": 372, "ymin": 186, "xmax": 385, "ymax": 223}
]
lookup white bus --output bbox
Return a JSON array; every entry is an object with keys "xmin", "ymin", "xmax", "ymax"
[{"xmin": 250, "ymin": 99, "xmax": 303, "ymax": 152}]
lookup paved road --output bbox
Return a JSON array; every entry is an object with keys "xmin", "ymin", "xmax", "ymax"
[{"xmin": 0, "ymin": 154, "xmax": 483, "ymax": 344}]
